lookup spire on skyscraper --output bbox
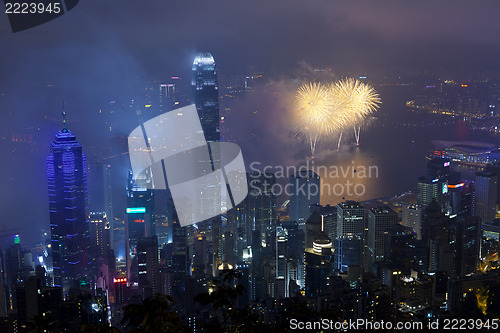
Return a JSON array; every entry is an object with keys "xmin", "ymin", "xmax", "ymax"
[{"xmin": 62, "ymin": 100, "xmax": 67, "ymax": 130}]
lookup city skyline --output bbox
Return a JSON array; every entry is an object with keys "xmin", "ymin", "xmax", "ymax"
[{"xmin": 1, "ymin": 1, "xmax": 500, "ymax": 331}]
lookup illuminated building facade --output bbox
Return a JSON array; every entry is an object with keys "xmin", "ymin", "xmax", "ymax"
[
  {"xmin": 137, "ymin": 236, "xmax": 159, "ymax": 298},
  {"xmin": 192, "ymin": 52, "xmax": 220, "ymax": 142},
  {"xmin": 125, "ymin": 170, "xmax": 154, "ymax": 284},
  {"xmin": 47, "ymin": 121, "xmax": 88, "ymax": 290},
  {"xmin": 417, "ymin": 176, "xmax": 448, "ymax": 208},
  {"xmin": 304, "ymin": 233, "xmax": 333, "ymax": 297},
  {"xmin": 430, "ymin": 140, "xmax": 500, "ymax": 167},
  {"xmin": 337, "ymin": 201, "xmax": 365, "ymax": 237}
]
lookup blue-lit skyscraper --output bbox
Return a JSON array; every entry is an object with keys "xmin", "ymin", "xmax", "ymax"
[
  {"xmin": 192, "ymin": 52, "xmax": 219, "ymax": 142},
  {"xmin": 47, "ymin": 116, "xmax": 88, "ymax": 290}
]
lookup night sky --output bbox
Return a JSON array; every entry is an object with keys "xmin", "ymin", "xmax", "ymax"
[{"xmin": 1, "ymin": 0, "xmax": 500, "ymax": 247}]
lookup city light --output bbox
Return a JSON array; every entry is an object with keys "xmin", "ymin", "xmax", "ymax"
[
  {"xmin": 1, "ymin": 2, "xmax": 496, "ymax": 328},
  {"xmin": 126, "ymin": 207, "xmax": 146, "ymax": 214}
]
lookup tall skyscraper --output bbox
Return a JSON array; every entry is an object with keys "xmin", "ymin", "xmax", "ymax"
[
  {"xmin": 453, "ymin": 215, "xmax": 481, "ymax": 276},
  {"xmin": 247, "ymin": 172, "xmax": 276, "ymax": 300},
  {"xmin": 191, "ymin": 53, "xmax": 223, "ymax": 224},
  {"xmin": 275, "ymin": 227, "xmax": 288, "ymax": 281},
  {"xmin": 367, "ymin": 206, "xmax": 398, "ymax": 268},
  {"xmin": 281, "ymin": 220, "xmax": 305, "ymax": 289},
  {"xmin": 475, "ymin": 171, "xmax": 498, "ymax": 223},
  {"xmin": 289, "ymin": 170, "xmax": 320, "ymax": 230},
  {"xmin": 248, "ymin": 172, "xmax": 276, "ymax": 250},
  {"xmin": 336, "ymin": 201, "xmax": 366, "ymax": 271},
  {"xmin": 125, "ymin": 170, "xmax": 154, "ymax": 284},
  {"xmin": 89, "ymin": 212, "xmax": 110, "ymax": 259},
  {"xmin": 449, "ymin": 181, "xmax": 474, "ymax": 217},
  {"xmin": 103, "ymin": 164, "xmax": 115, "ymax": 251},
  {"xmin": 421, "ymin": 200, "xmax": 450, "ymax": 272},
  {"xmin": 192, "ymin": 52, "xmax": 219, "ymax": 142},
  {"xmin": 171, "ymin": 213, "xmax": 187, "ymax": 300},
  {"xmin": 47, "ymin": 116, "xmax": 88, "ymax": 290}
]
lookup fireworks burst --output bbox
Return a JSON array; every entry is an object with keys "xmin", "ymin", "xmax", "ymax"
[
  {"xmin": 294, "ymin": 83, "xmax": 340, "ymax": 155},
  {"xmin": 332, "ymin": 78, "xmax": 381, "ymax": 146},
  {"xmin": 294, "ymin": 79, "xmax": 381, "ymax": 155}
]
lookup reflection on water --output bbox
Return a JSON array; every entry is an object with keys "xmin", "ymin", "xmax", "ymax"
[
  {"xmin": 312, "ymin": 147, "xmax": 379, "ymax": 205},
  {"xmin": 291, "ymin": 124, "xmax": 497, "ymax": 206}
]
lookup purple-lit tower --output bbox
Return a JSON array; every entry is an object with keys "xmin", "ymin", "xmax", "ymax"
[{"xmin": 47, "ymin": 113, "xmax": 88, "ymax": 290}]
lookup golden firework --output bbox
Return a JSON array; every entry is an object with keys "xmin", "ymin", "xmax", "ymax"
[{"xmin": 294, "ymin": 79, "xmax": 381, "ymax": 154}]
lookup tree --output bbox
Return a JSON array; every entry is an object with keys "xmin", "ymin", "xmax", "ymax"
[
  {"xmin": 459, "ymin": 291, "xmax": 485, "ymax": 319},
  {"xmin": 195, "ymin": 269, "xmax": 267, "ymax": 332},
  {"xmin": 23, "ymin": 314, "xmax": 55, "ymax": 333},
  {"xmin": 77, "ymin": 323, "xmax": 122, "ymax": 333},
  {"xmin": 487, "ymin": 283, "xmax": 500, "ymax": 318}
]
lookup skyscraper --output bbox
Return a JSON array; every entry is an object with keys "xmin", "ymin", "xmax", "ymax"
[
  {"xmin": 337, "ymin": 201, "xmax": 365, "ymax": 237},
  {"xmin": 336, "ymin": 201, "xmax": 367, "ymax": 271},
  {"xmin": 125, "ymin": 170, "xmax": 154, "ymax": 284},
  {"xmin": 305, "ymin": 232, "xmax": 332, "ymax": 297},
  {"xmin": 159, "ymin": 83, "xmax": 177, "ymax": 114},
  {"xmin": 247, "ymin": 172, "xmax": 276, "ymax": 300},
  {"xmin": 47, "ymin": 116, "xmax": 88, "ymax": 290},
  {"xmin": 191, "ymin": 53, "xmax": 223, "ymax": 224},
  {"xmin": 89, "ymin": 212, "xmax": 110, "ymax": 259},
  {"xmin": 248, "ymin": 172, "xmax": 276, "ymax": 250},
  {"xmin": 103, "ymin": 164, "xmax": 115, "ymax": 251},
  {"xmin": 367, "ymin": 206, "xmax": 398, "ymax": 268},
  {"xmin": 192, "ymin": 52, "xmax": 219, "ymax": 142},
  {"xmin": 417, "ymin": 176, "xmax": 448, "ymax": 208},
  {"xmin": 475, "ymin": 171, "xmax": 498, "ymax": 223},
  {"xmin": 276, "ymin": 227, "xmax": 288, "ymax": 280},
  {"xmin": 137, "ymin": 236, "xmax": 160, "ymax": 298},
  {"xmin": 426, "ymin": 157, "xmax": 451, "ymax": 179},
  {"xmin": 171, "ymin": 213, "xmax": 187, "ymax": 301},
  {"xmin": 289, "ymin": 170, "xmax": 320, "ymax": 231}
]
